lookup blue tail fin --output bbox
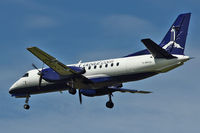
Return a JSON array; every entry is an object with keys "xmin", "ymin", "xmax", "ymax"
[
  {"xmin": 159, "ymin": 13, "xmax": 191, "ymax": 55},
  {"xmin": 124, "ymin": 13, "xmax": 191, "ymax": 57}
]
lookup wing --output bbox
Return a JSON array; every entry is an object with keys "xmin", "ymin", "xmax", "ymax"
[
  {"xmin": 27, "ymin": 47, "xmax": 77, "ymax": 76},
  {"xmin": 110, "ymin": 87, "xmax": 152, "ymax": 94},
  {"xmin": 27, "ymin": 47, "xmax": 92, "ymax": 84}
]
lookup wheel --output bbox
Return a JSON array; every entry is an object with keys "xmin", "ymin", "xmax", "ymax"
[
  {"xmin": 69, "ymin": 88, "xmax": 77, "ymax": 95},
  {"xmin": 106, "ymin": 101, "xmax": 114, "ymax": 108},
  {"xmin": 24, "ymin": 104, "xmax": 30, "ymax": 110}
]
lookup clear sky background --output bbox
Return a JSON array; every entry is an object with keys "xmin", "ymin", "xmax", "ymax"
[{"xmin": 0, "ymin": 0, "xmax": 199, "ymax": 133}]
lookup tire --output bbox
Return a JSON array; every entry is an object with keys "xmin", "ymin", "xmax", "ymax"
[
  {"xmin": 24, "ymin": 104, "xmax": 30, "ymax": 110},
  {"xmin": 106, "ymin": 101, "xmax": 114, "ymax": 108}
]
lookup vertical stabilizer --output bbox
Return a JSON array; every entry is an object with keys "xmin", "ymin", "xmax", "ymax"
[{"xmin": 159, "ymin": 13, "xmax": 191, "ymax": 55}]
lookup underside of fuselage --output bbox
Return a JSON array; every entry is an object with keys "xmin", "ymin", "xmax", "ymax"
[{"xmin": 10, "ymin": 71, "xmax": 158, "ymax": 97}]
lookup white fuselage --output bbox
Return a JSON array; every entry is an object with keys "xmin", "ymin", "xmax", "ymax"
[{"xmin": 9, "ymin": 54, "xmax": 190, "ymax": 96}]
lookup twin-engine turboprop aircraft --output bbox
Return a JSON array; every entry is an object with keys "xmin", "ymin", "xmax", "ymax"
[{"xmin": 9, "ymin": 13, "xmax": 191, "ymax": 110}]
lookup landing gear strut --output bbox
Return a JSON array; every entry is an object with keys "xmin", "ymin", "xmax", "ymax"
[
  {"xmin": 106, "ymin": 93, "xmax": 114, "ymax": 109},
  {"xmin": 24, "ymin": 95, "xmax": 30, "ymax": 110},
  {"xmin": 68, "ymin": 79, "xmax": 77, "ymax": 95}
]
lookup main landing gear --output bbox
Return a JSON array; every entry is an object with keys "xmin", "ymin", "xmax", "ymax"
[
  {"xmin": 68, "ymin": 88, "xmax": 76, "ymax": 95},
  {"xmin": 67, "ymin": 80, "xmax": 77, "ymax": 95},
  {"xmin": 106, "ymin": 93, "xmax": 114, "ymax": 109},
  {"xmin": 24, "ymin": 95, "xmax": 30, "ymax": 110},
  {"xmin": 68, "ymin": 87, "xmax": 77, "ymax": 95}
]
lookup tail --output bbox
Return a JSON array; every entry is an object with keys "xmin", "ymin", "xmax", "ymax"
[{"xmin": 159, "ymin": 13, "xmax": 191, "ymax": 55}]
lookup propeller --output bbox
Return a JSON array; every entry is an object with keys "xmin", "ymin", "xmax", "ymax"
[
  {"xmin": 32, "ymin": 63, "xmax": 40, "ymax": 72},
  {"xmin": 78, "ymin": 89, "xmax": 82, "ymax": 104},
  {"xmin": 32, "ymin": 63, "xmax": 44, "ymax": 88}
]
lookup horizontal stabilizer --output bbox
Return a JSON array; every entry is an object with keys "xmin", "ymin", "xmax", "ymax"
[{"xmin": 141, "ymin": 39, "xmax": 177, "ymax": 59}]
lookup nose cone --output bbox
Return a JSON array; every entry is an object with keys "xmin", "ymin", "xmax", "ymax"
[
  {"xmin": 9, "ymin": 82, "xmax": 18, "ymax": 94},
  {"xmin": 9, "ymin": 78, "xmax": 26, "ymax": 96}
]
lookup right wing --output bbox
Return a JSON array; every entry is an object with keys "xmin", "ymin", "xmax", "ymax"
[
  {"xmin": 27, "ymin": 47, "xmax": 92, "ymax": 84},
  {"xmin": 27, "ymin": 47, "xmax": 78, "ymax": 76}
]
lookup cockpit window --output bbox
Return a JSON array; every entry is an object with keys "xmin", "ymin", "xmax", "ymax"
[{"xmin": 22, "ymin": 73, "xmax": 29, "ymax": 77}]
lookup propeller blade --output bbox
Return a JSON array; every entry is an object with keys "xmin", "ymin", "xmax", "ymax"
[
  {"xmin": 32, "ymin": 63, "xmax": 40, "ymax": 72},
  {"xmin": 41, "ymin": 62, "xmax": 44, "ymax": 70},
  {"xmin": 39, "ymin": 74, "xmax": 43, "ymax": 88},
  {"xmin": 32, "ymin": 63, "xmax": 42, "ymax": 76},
  {"xmin": 79, "ymin": 90, "xmax": 82, "ymax": 104},
  {"xmin": 38, "ymin": 63, "xmax": 45, "ymax": 88}
]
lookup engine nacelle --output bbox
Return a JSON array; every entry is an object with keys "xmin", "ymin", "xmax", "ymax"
[
  {"xmin": 68, "ymin": 66, "xmax": 86, "ymax": 74},
  {"xmin": 80, "ymin": 89, "xmax": 115, "ymax": 97},
  {"xmin": 42, "ymin": 66, "xmax": 85, "ymax": 82},
  {"xmin": 42, "ymin": 68, "xmax": 62, "ymax": 81}
]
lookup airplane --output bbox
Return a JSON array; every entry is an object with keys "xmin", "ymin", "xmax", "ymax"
[{"xmin": 9, "ymin": 13, "xmax": 191, "ymax": 110}]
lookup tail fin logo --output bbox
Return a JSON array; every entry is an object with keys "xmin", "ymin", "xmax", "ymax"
[{"xmin": 162, "ymin": 26, "xmax": 184, "ymax": 50}]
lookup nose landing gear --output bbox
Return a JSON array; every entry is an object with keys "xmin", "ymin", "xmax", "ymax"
[
  {"xmin": 106, "ymin": 93, "xmax": 114, "ymax": 109},
  {"xmin": 24, "ymin": 95, "xmax": 30, "ymax": 110},
  {"xmin": 24, "ymin": 104, "xmax": 30, "ymax": 110}
]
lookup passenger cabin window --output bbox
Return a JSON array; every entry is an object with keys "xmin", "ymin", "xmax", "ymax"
[
  {"xmin": 111, "ymin": 63, "xmax": 114, "ymax": 67},
  {"xmin": 105, "ymin": 64, "xmax": 108, "ymax": 68},
  {"xmin": 116, "ymin": 62, "xmax": 119, "ymax": 66},
  {"xmin": 94, "ymin": 65, "xmax": 97, "ymax": 69},
  {"xmin": 99, "ymin": 65, "xmax": 102, "ymax": 68},
  {"xmin": 88, "ymin": 66, "xmax": 91, "ymax": 70},
  {"xmin": 22, "ymin": 73, "xmax": 29, "ymax": 77}
]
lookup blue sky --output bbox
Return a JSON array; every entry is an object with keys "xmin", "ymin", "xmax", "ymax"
[{"xmin": 0, "ymin": 0, "xmax": 200, "ymax": 133}]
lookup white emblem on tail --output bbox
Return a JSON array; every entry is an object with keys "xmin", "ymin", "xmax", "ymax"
[{"xmin": 162, "ymin": 26, "xmax": 184, "ymax": 50}]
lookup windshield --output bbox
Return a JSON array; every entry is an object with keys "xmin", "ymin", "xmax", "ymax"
[{"xmin": 22, "ymin": 73, "xmax": 29, "ymax": 77}]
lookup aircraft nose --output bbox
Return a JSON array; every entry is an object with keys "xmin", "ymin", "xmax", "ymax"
[
  {"xmin": 9, "ymin": 78, "xmax": 28, "ymax": 96},
  {"xmin": 9, "ymin": 83, "xmax": 17, "ymax": 94}
]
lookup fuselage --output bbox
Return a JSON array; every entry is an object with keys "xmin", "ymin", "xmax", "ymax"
[{"xmin": 9, "ymin": 54, "xmax": 190, "ymax": 97}]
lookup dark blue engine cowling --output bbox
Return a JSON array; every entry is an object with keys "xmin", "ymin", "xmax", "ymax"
[
  {"xmin": 41, "ymin": 66, "xmax": 85, "ymax": 82},
  {"xmin": 42, "ymin": 68, "xmax": 62, "ymax": 81},
  {"xmin": 68, "ymin": 66, "xmax": 86, "ymax": 74},
  {"xmin": 80, "ymin": 89, "xmax": 115, "ymax": 97}
]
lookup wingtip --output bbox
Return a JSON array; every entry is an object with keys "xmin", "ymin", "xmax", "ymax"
[
  {"xmin": 138, "ymin": 91, "xmax": 152, "ymax": 94},
  {"xmin": 27, "ymin": 46, "xmax": 38, "ymax": 51},
  {"xmin": 27, "ymin": 46, "xmax": 35, "ymax": 49}
]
